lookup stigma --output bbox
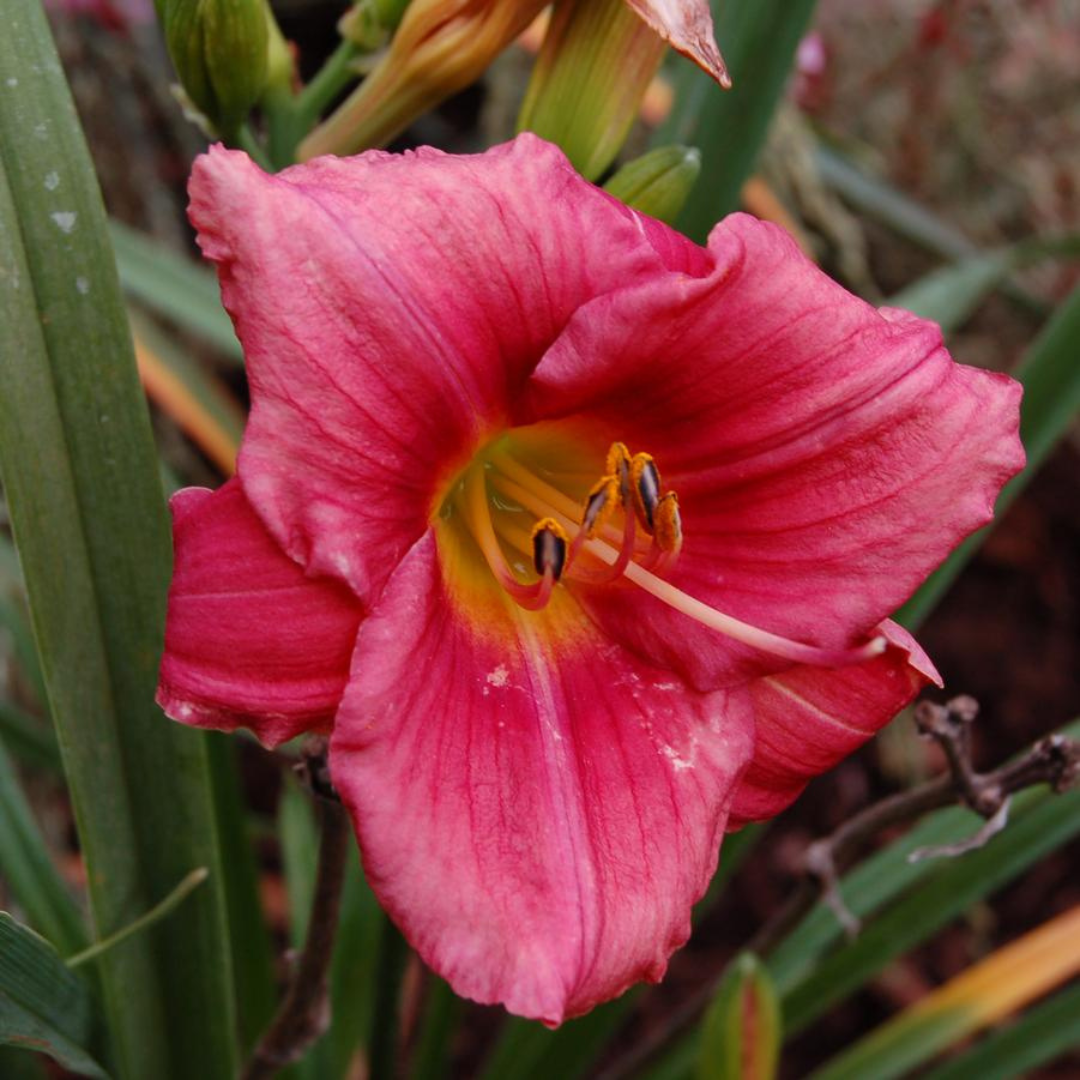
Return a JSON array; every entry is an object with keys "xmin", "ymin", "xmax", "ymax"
[{"xmin": 453, "ymin": 438, "xmax": 886, "ymax": 669}]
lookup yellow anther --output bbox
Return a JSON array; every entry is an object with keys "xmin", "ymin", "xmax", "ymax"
[
  {"xmin": 581, "ymin": 475, "xmax": 620, "ymax": 538},
  {"xmin": 654, "ymin": 492, "xmax": 683, "ymax": 556},
  {"xmin": 630, "ymin": 452, "xmax": 661, "ymax": 534},
  {"xmin": 605, "ymin": 442, "xmax": 632, "ymax": 498},
  {"xmin": 531, "ymin": 517, "xmax": 569, "ymax": 581}
]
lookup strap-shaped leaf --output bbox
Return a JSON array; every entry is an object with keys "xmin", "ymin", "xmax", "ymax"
[
  {"xmin": 0, "ymin": 4, "xmax": 236, "ymax": 1077},
  {"xmin": 0, "ymin": 740, "xmax": 86, "ymax": 956},
  {"xmin": 654, "ymin": 0, "xmax": 818, "ymax": 241},
  {"xmin": 0, "ymin": 913, "xmax": 106, "ymax": 1078}
]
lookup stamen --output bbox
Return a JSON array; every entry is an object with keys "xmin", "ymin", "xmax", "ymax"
[
  {"xmin": 653, "ymin": 492, "xmax": 683, "ymax": 558},
  {"xmin": 606, "ymin": 442, "xmax": 632, "ymax": 500},
  {"xmin": 630, "ymin": 452, "xmax": 662, "ymax": 534},
  {"xmin": 460, "ymin": 466, "xmax": 556, "ymax": 611},
  {"xmin": 484, "ymin": 453, "xmax": 886, "ymax": 668},
  {"xmin": 532, "ymin": 518, "xmax": 568, "ymax": 581},
  {"xmin": 582, "ymin": 475, "xmax": 620, "ymax": 539}
]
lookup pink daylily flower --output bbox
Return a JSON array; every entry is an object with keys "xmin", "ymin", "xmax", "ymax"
[{"xmin": 157, "ymin": 134, "xmax": 1023, "ymax": 1023}]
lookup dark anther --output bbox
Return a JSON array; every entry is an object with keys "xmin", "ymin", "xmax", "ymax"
[
  {"xmin": 532, "ymin": 519, "xmax": 568, "ymax": 581},
  {"xmin": 631, "ymin": 454, "xmax": 662, "ymax": 533}
]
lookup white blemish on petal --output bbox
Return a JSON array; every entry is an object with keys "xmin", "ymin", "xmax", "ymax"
[
  {"xmin": 75, "ymin": 277, "xmax": 90, "ymax": 295},
  {"xmin": 50, "ymin": 211, "xmax": 77, "ymax": 233},
  {"xmin": 44, "ymin": 171, "xmax": 59, "ymax": 191},
  {"xmin": 486, "ymin": 665, "xmax": 509, "ymax": 689},
  {"xmin": 660, "ymin": 744, "xmax": 694, "ymax": 771}
]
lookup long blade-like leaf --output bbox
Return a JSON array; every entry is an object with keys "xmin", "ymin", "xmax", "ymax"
[
  {"xmin": 808, "ymin": 904, "xmax": 1080, "ymax": 1080},
  {"xmin": 922, "ymin": 980, "xmax": 1080, "ymax": 1080},
  {"xmin": 108, "ymin": 221, "xmax": 243, "ymax": 365},
  {"xmin": 0, "ymin": 913, "xmax": 106, "ymax": 1078},
  {"xmin": 0, "ymin": 5, "xmax": 236, "ymax": 1077},
  {"xmin": 655, "ymin": 0, "xmax": 818, "ymax": 241},
  {"xmin": 0, "ymin": 740, "xmax": 86, "ymax": 956}
]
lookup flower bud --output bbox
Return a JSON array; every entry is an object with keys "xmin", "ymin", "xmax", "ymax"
[
  {"xmin": 517, "ymin": 0, "xmax": 667, "ymax": 181},
  {"xmin": 338, "ymin": 0, "xmax": 412, "ymax": 51},
  {"xmin": 299, "ymin": 0, "xmax": 547, "ymax": 160},
  {"xmin": 163, "ymin": 0, "xmax": 269, "ymax": 138},
  {"xmin": 603, "ymin": 144, "xmax": 701, "ymax": 224},
  {"xmin": 696, "ymin": 953, "xmax": 780, "ymax": 1080}
]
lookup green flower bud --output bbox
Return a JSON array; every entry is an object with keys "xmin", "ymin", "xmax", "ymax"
[
  {"xmin": 164, "ymin": 0, "xmax": 269, "ymax": 139},
  {"xmin": 517, "ymin": 0, "xmax": 667, "ymax": 181},
  {"xmin": 339, "ymin": 0, "xmax": 413, "ymax": 51},
  {"xmin": 696, "ymin": 954, "xmax": 781, "ymax": 1080},
  {"xmin": 604, "ymin": 144, "xmax": 701, "ymax": 224}
]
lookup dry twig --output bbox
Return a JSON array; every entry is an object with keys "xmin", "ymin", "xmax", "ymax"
[{"xmin": 242, "ymin": 738, "xmax": 350, "ymax": 1080}]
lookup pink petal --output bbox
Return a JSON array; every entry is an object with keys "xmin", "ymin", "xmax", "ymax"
[
  {"xmin": 156, "ymin": 479, "xmax": 363, "ymax": 748},
  {"xmin": 730, "ymin": 621, "xmax": 940, "ymax": 828},
  {"xmin": 603, "ymin": 191, "xmax": 715, "ymax": 276},
  {"xmin": 528, "ymin": 213, "xmax": 1023, "ymax": 689},
  {"xmin": 330, "ymin": 531, "xmax": 753, "ymax": 1022},
  {"xmin": 188, "ymin": 135, "xmax": 666, "ymax": 606},
  {"xmin": 623, "ymin": 0, "xmax": 729, "ymax": 86}
]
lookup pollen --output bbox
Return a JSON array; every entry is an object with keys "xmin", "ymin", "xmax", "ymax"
[
  {"xmin": 582, "ymin": 475, "xmax": 620, "ymax": 539},
  {"xmin": 654, "ymin": 492, "xmax": 683, "ymax": 556},
  {"xmin": 605, "ymin": 441, "xmax": 632, "ymax": 498}
]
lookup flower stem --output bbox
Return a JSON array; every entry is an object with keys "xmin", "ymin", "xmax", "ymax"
[
  {"xmin": 242, "ymin": 786, "xmax": 350, "ymax": 1080},
  {"xmin": 294, "ymin": 40, "xmax": 361, "ymax": 133}
]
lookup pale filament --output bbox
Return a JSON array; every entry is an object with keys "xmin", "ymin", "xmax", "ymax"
[{"xmin": 484, "ymin": 451, "xmax": 888, "ymax": 669}]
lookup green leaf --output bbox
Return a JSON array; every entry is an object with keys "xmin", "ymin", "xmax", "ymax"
[
  {"xmin": 655, "ymin": 0, "xmax": 818, "ymax": 241},
  {"xmin": 0, "ymin": 913, "xmax": 107, "ymax": 1078},
  {"xmin": 205, "ymin": 737, "xmax": 276, "ymax": 1055},
  {"xmin": 128, "ymin": 308, "xmax": 244, "ymax": 474},
  {"xmin": 604, "ymin": 145, "xmax": 702, "ymax": 225},
  {"xmin": 279, "ymin": 776, "xmax": 320, "ymax": 950},
  {"xmin": 922, "ymin": 980, "xmax": 1080, "ymax": 1080},
  {"xmin": 782, "ymin": 782, "xmax": 1080, "ymax": 1035},
  {"xmin": 897, "ymin": 282, "xmax": 1080, "ymax": 628},
  {"xmin": 0, "ymin": 5, "xmax": 237, "ymax": 1077},
  {"xmin": 325, "ymin": 845, "xmax": 389, "ymax": 1078},
  {"xmin": 807, "ymin": 904, "xmax": 1080, "ymax": 1080},
  {"xmin": 0, "ymin": 739, "xmax": 86, "ymax": 956},
  {"xmin": 889, "ymin": 237, "xmax": 1080, "ymax": 335},
  {"xmin": 0, "ymin": 535, "xmax": 48, "ymax": 712},
  {"xmin": 696, "ymin": 954, "xmax": 779, "ymax": 1080},
  {"xmin": 108, "ymin": 220, "xmax": 243, "ymax": 365},
  {"xmin": 0, "ymin": 701, "xmax": 61, "ymax": 774},
  {"xmin": 408, "ymin": 978, "xmax": 463, "ymax": 1080}
]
